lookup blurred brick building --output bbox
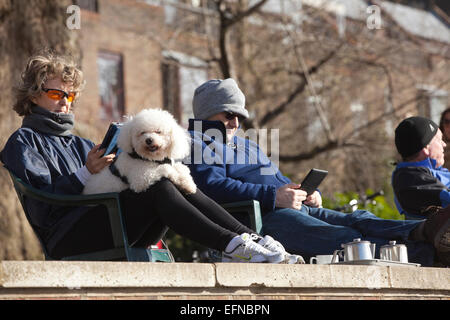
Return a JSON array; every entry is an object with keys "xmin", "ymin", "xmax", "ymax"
[{"xmin": 69, "ymin": 0, "xmax": 450, "ymax": 197}]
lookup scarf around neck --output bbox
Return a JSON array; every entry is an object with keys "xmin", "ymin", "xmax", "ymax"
[{"xmin": 22, "ymin": 105, "xmax": 75, "ymax": 136}]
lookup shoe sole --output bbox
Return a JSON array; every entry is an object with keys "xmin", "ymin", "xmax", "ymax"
[
  {"xmin": 221, "ymin": 254, "xmax": 270, "ymax": 263},
  {"xmin": 268, "ymin": 253, "xmax": 286, "ymax": 264},
  {"xmin": 434, "ymin": 218, "xmax": 450, "ymax": 252},
  {"xmin": 222, "ymin": 254, "xmax": 285, "ymax": 264},
  {"xmin": 221, "ymin": 258, "xmax": 269, "ymax": 263}
]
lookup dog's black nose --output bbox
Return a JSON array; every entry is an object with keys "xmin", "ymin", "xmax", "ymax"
[{"xmin": 145, "ymin": 138, "xmax": 153, "ymax": 145}]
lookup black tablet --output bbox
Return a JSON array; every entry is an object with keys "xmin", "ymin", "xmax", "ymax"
[{"xmin": 299, "ymin": 168, "xmax": 328, "ymax": 195}]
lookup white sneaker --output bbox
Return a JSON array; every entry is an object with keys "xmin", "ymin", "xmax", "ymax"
[
  {"xmin": 222, "ymin": 233, "xmax": 284, "ymax": 263},
  {"xmin": 257, "ymin": 235, "xmax": 305, "ymax": 264}
]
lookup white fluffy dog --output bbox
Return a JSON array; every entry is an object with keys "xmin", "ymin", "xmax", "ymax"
[{"xmin": 83, "ymin": 108, "xmax": 196, "ymax": 195}]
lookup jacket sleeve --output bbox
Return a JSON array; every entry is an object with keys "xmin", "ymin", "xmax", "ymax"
[
  {"xmin": 2, "ymin": 134, "xmax": 84, "ymax": 195},
  {"xmin": 188, "ymin": 138, "xmax": 278, "ymax": 214},
  {"xmin": 392, "ymin": 166, "xmax": 450, "ymax": 215}
]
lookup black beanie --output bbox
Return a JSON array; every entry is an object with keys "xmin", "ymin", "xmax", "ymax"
[{"xmin": 395, "ymin": 116, "xmax": 439, "ymax": 158}]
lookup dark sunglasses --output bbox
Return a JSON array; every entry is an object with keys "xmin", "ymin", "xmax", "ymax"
[
  {"xmin": 42, "ymin": 88, "xmax": 76, "ymax": 102},
  {"xmin": 225, "ymin": 112, "xmax": 245, "ymax": 122}
]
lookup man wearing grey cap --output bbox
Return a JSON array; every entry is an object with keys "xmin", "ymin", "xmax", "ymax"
[{"xmin": 185, "ymin": 78, "xmax": 450, "ymax": 267}]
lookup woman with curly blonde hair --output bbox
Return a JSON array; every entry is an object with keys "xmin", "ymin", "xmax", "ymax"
[
  {"xmin": 1, "ymin": 51, "xmax": 115, "ymax": 257},
  {"xmin": 13, "ymin": 52, "xmax": 84, "ymax": 116}
]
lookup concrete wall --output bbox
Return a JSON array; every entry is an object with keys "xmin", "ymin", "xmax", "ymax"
[{"xmin": 0, "ymin": 261, "xmax": 448, "ymax": 300}]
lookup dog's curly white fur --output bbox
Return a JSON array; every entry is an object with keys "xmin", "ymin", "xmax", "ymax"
[{"xmin": 83, "ymin": 108, "xmax": 197, "ymax": 195}]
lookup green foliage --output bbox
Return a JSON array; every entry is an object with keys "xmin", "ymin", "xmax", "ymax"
[{"xmin": 323, "ymin": 188, "xmax": 404, "ymax": 220}]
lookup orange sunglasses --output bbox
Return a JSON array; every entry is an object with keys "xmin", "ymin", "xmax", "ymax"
[{"xmin": 42, "ymin": 88, "xmax": 76, "ymax": 102}]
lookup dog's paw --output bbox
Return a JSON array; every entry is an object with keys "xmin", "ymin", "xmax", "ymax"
[
  {"xmin": 178, "ymin": 174, "xmax": 197, "ymax": 194},
  {"xmin": 178, "ymin": 183, "xmax": 196, "ymax": 195},
  {"xmin": 183, "ymin": 181, "xmax": 197, "ymax": 194}
]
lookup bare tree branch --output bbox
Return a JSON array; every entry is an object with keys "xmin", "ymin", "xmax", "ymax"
[
  {"xmin": 259, "ymin": 43, "xmax": 343, "ymax": 127},
  {"xmin": 278, "ymin": 77, "xmax": 450, "ymax": 163},
  {"xmin": 353, "ymin": 58, "xmax": 395, "ymax": 118},
  {"xmin": 342, "ymin": 77, "xmax": 450, "ymax": 141},
  {"xmin": 228, "ymin": 0, "xmax": 269, "ymax": 27},
  {"xmin": 279, "ymin": 140, "xmax": 363, "ymax": 162},
  {"xmin": 371, "ymin": 0, "xmax": 430, "ymax": 51},
  {"xmin": 205, "ymin": 1, "xmax": 449, "ymax": 172},
  {"xmin": 215, "ymin": 0, "xmax": 268, "ymax": 78}
]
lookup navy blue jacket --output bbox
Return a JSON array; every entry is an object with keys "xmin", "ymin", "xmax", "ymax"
[
  {"xmin": 1, "ymin": 127, "xmax": 94, "ymax": 252},
  {"xmin": 392, "ymin": 157, "xmax": 450, "ymax": 217},
  {"xmin": 186, "ymin": 119, "xmax": 291, "ymax": 214}
]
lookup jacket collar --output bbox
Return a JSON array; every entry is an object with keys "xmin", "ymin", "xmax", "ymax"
[
  {"xmin": 188, "ymin": 119, "xmax": 244, "ymax": 149},
  {"xmin": 188, "ymin": 119, "xmax": 227, "ymax": 139},
  {"xmin": 396, "ymin": 157, "xmax": 438, "ymax": 170}
]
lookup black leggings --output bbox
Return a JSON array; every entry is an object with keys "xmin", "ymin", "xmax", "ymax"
[{"xmin": 51, "ymin": 179, "xmax": 254, "ymax": 259}]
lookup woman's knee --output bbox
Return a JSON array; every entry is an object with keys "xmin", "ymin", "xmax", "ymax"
[{"xmin": 149, "ymin": 178, "xmax": 179, "ymax": 194}]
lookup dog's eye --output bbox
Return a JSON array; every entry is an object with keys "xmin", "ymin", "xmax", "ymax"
[{"xmin": 155, "ymin": 130, "xmax": 162, "ymax": 134}]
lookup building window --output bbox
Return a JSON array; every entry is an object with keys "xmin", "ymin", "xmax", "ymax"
[
  {"xmin": 417, "ymin": 86, "xmax": 448, "ymax": 124},
  {"xmin": 74, "ymin": 0, "xmax": 98, "ymax": 12},
  {"xmin": 97, "ymin": 51, "xmax": 125, "ymax": 122},
  {"xmin": 161, "ymin": 51, "xmax": 208, "ymax": 127},
  {"xmin": 162, "ymin": 59, "xmax": 181, "ymax": 122}
]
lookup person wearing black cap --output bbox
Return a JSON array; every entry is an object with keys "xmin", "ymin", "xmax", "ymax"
[
  {"xmin": 393, "ymin": 116, "xmax": 450, "ymax": 218},
  {"xmin": 186, "ymin": 79, "xmax": 450, "ymax": 267},
  {"xmin": 392, "ymin": 116, "xmax": 450, "ymax": 265}
]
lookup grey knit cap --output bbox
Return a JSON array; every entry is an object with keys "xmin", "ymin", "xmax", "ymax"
[{"xmin": 192, "ymin": 78, "xmax": 249, "ymax": 120}]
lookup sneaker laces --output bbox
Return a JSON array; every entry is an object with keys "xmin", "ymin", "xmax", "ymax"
[
  {"xmin": 250, "ymin": 233, "xmax": 263, "ymax": 243},
  {"xmin": 255, "ymin": 234, "xmax": 286, "ymax": 254},
  {"xmin": 241, "ymin": 234, "xmax": 274, "ymax": 256}
]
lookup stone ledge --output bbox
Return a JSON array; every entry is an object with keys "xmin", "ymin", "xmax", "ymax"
[
  {"xmin": 215, "ymin": 264, "xmax": 449, "ymax": 290},
  {"xmin": 0, "ymin": 261, "xmax": 215, "ymax": 288},
  {"xmin": 0, "ymin": 261, "xmax": 449, "ymax": 300}
]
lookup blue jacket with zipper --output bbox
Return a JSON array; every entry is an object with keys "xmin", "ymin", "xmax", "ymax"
[
  {"xmin": 392, "ymin": 157, "xmax": 450, "ymax": 217},
  {"xmin": 1, "ymin": 127, "xmax": 94, "ymax": 253},
  {"xmin": 186, "ymin": 119, "xmax": 291, "ymax": 214}
]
